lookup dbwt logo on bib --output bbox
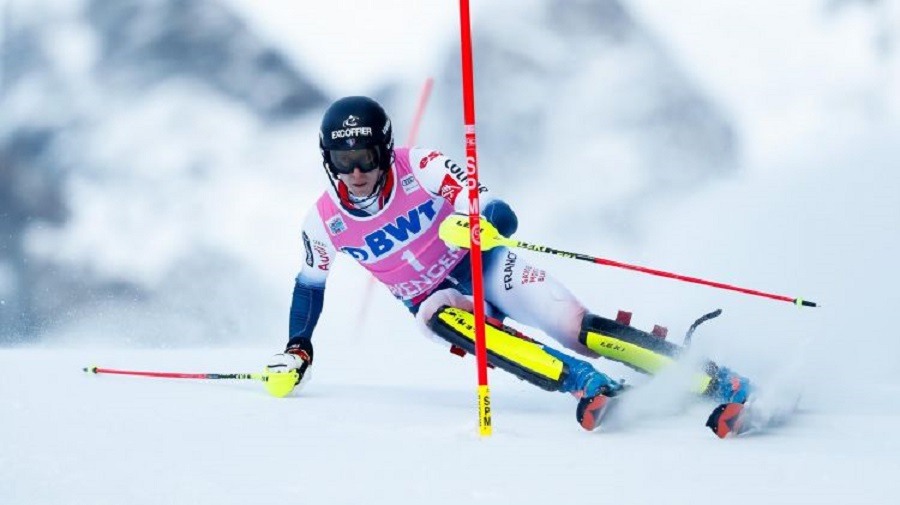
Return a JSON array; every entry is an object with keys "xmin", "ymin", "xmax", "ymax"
[{"xmin": 341, "ymin": 200, "xmax": 438, "ymax": 262}]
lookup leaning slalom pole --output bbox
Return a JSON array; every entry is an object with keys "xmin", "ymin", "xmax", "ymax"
[
  {"xmin": 458, "ymin": 0, "xmax": 491, "ymax": 436},
  {"xmin": 83, "ymin": 365, "xmax": 298, "ymax": 397},
  {"xmin": 440, "ymin": 216, "xmax": 818, "ymax": 308},
  {"xmin": 354, "ymin": 77, "xmax": 435, "ymax": 332}
]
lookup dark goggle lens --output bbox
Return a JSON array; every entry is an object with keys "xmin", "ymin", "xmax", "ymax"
[{"xmin": 331, "ymin": 148, "xmax": 380, "ymax": 174}]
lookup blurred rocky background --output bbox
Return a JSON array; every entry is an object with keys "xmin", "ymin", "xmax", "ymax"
[{"xmin": 1, "ymin": 0, "xmax": 896, "ymax": 345}]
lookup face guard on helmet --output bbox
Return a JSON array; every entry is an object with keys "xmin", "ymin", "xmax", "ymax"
[{"xmin": 319, "ymin": 96, "xmax": 394, "ymax": 179}]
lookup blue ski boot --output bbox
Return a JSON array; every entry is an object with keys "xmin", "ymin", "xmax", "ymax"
[
  {"xmin": 544, "ymin": 346, "xmax": 623, "ymax": 431},
  {"xmin": 707, "ymin": 365, "xmax": 753, "ymax": 404},
  {"xmin": 704, "ymin": 366, "xmax": 756, "ymax": 438},
  {"xmin": 544, "ymin": 346, "xmax": 619, "ymax": 398}
]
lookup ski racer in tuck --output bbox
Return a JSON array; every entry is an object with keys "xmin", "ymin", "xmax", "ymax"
[{"xmin": 267, "ymin": 96, "xmax": 753, "ymax": 431}]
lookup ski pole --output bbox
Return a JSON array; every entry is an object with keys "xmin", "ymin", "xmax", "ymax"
[
  {"xmin": 439, "ymin": 215, "xmax": 818, "ymax": 308},
  {"xmin": 83, "ymin": 365, "xmax": 298, "ymax": 397}
]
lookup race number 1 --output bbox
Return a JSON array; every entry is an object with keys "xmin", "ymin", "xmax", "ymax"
[{"xmin": 402, "ymin": 250, "xmax": 425, "ymax": 272}]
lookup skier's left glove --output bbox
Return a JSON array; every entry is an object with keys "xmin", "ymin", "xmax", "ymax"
[{"xmin": 266, "ymin": 340, "xmax": 313, "ymax": 393}]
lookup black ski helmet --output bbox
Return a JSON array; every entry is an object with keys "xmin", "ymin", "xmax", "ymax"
[{"xmin": 319, "ymin": 96, "xmax": 394, "ymax": 177}]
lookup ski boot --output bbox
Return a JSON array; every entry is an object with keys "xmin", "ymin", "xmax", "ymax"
[
  {"xmin": 706, "ymin": 365, "xmax": 753, "ymax": 404},
  {"xmin": 705, "ymin": 366, "xmax": 754, "ymax": 438},
  {"xmin": 545, "ymin": 347, "xmax": 623, "ymax": 431}
]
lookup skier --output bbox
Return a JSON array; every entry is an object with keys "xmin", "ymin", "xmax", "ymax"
[{"xmin": 266, "ymin": 96, "xmax": 752, "ymax": 431}]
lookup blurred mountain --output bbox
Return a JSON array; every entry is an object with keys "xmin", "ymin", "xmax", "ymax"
[
  {"xmin": 85, "ymin": 0, "xmax": 323, "ymax": 119},
  {"xmin": 0, "ymin": 0, "xmax": 326, "ymax": 343},
  {"xmin": 0, "ymin": 0, "xmax": 746, "ymax": 344},
  {"xmin": 395, "ymin": 0, "xmax": 738, "ymax": 237}
]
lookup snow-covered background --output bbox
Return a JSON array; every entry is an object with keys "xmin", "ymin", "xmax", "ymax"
[{"xmin": 2, "ymin": 0, "xmax": 899, "ymax": 503}]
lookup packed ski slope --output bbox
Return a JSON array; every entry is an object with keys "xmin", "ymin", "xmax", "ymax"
[{"xmin": 2, "ymin": 336, "xmax": 898, "ymax": 505}]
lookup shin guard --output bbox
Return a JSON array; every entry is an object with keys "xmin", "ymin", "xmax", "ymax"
[
  {"xmin": 579, "ymin": 313, "xmax": 713, "ymax": 394},
  {"xmin": 428, "ymin": 306, "xmax": 567, "ymax": 392}
]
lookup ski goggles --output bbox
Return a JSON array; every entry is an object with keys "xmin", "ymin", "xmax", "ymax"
[{"xmin": 330, "ymin": 148, "xmax": 380, "ymax": 174}]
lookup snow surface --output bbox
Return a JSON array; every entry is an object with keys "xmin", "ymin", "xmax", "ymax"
[
  {"xmin": 5, "ymin": 1, "xmax": 900, "ymax": 504},
  {"xmin": 2, "ymin": 342, "xmax": 899, "ymax": 504}
]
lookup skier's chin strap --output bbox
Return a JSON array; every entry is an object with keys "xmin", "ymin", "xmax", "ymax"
[{"xmin": 325, "ymin": 168, "xmax": 392, "ymax": 214}]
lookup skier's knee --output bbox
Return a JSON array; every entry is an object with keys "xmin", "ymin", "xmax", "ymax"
[
  {"xmin": 416, "ymin": 288, "xmax": 473, "ymax": 345},
  {"xmin": 551, "ymin": 297, "xmax": 591, "ymax": 356},
  {"xmin": 531, "ymin": 282, "xmax": 591, "ymax": 356}
]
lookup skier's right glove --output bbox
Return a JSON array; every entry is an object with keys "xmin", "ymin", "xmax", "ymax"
[{"xmin": 267, "ymin": 340, "xmax": 313, "ymax": 392}]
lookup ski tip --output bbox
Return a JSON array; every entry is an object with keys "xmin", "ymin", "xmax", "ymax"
[
  {"xmin": 706, "ymin": 402, "xmax": 746, "ymax": 439},
  {"xmin": 577, "ymin": 395, "xmax": 613, "ymax": 431}
]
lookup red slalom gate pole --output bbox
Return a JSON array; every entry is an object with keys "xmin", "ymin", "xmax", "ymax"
[
  {"xmin": 406, "ymin": 77, "xmax": 434, "ymax": 147},
  {"xmin": 353, "ymin": 77, "xmax": 435, "ymax": 333},
  {"xmin": 458, "ymin": 0, "xmax": 491, "ymax": 437}
]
